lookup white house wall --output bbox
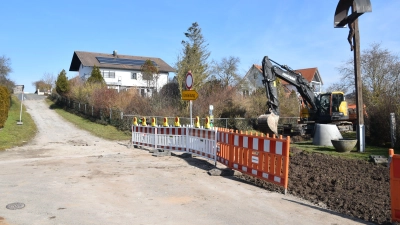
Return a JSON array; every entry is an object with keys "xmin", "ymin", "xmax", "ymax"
[
  {"xmin": 79, "ymin": 65, "xmax": 168, "ymax": 91},
  {"xmin": 79, "ymin": 65, "xmax": 92, "ymax": 80}
]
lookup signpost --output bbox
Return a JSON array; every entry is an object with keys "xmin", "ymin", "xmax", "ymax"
[
  {"xmin": 185, "ymin": 72, "xmax": 193, "ymax": 90},
  {"xmin": 17, "ymin": 85, "xmax": 24, "ymax": 125},
  {"xmin": 183, "ymin": 71, "xmax": 197, "ymax": 126},
  {"xmin": 181, "ymin": 90, "xmax": 198, "ymax": 100}
]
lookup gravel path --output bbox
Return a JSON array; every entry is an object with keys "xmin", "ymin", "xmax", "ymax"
[{"xmin": 0, "ymin": 97, "xmax": 372, "ymax": 225}]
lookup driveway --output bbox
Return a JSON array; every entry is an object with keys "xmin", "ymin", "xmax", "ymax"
[{"xmin": 0, "ymin": 98, "xmax": 371, "ymax": 225}]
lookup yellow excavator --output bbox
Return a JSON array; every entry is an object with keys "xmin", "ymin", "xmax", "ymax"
[{"xmin": 257, "ymin": 56, "xmax": 354, "ymax": 136}]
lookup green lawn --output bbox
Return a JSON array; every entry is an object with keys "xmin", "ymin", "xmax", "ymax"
[
  {"xmin": 0, "ymin": 95, "xmax": 37, "ymax": 150},
  {"xmin": 45, "ymin": 99, "xmax": 131, "ymax": 141},
  {"xmin": 291, "ymin": 131, "xmax": 392, "ymax": 161}
]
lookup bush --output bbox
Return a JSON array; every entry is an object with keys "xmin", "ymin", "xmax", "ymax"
[{"xmin": 0, "ymin": 86, "xmax": 10, "ymax": 128}]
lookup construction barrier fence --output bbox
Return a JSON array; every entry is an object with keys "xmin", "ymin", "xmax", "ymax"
[
  {"xmin": 132, "ymin": 125, "xmax": 218, "ymax": 163},
  {"xmin": 132, "ymin": 124, "xmax": 290, "ymax": 193},
  {"xmin": 389, "ymin": 149, "xmax": 400, "ymax": 223},
  {"xmin": 217, "ymin": 128, "xmax": 290, "ymax": 193}
]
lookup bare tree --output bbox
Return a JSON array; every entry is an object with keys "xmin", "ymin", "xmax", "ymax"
[
  {"xmin": 43, "ymin": 72, "xmax": 55, "ymax": 90},
  {"xmin": 211, "ymin": 56, "xmax": 241, "ymax": 87},
  {"xmin": 0, "ymin": 55, "xmax": 15, "ymax": 92},
  {"xmin": 328, "ymin": 43, "xmax": 400, "ymax": 98},
  {"xmin": 329, "ymin": 43, "xmax": 400, "ymax": 146},
  {"xmin": 32, "ymin": 72, "xmax": 56, "ymax": 93}
]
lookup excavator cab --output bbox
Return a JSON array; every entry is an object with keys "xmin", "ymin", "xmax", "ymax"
[{"xmin": 317, "ymin": 92, "xmax": 349, "ymax": 123}]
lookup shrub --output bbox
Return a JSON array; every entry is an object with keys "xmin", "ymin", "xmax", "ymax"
[{"xmin": 0, "ymin": 86, "xmax": 10, "ymax": 128}]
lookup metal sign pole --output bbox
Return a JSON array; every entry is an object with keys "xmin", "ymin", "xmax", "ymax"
[
  {"xmin": 17, "ymin": 91, "xmax": 24, "ymax": 125},
  {"xmin": 190, "ymin": 100, "xmax": 193, "ymax": 126}
]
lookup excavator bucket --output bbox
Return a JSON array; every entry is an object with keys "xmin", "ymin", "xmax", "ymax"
[{"xmin": 257, "ymin": 113, "xmax": 279, "ymax": 136}]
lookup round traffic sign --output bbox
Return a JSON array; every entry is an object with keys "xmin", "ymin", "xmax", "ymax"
[{"xmin": 186, "ymin": 72, "xmax": 193, "ymax": 90}]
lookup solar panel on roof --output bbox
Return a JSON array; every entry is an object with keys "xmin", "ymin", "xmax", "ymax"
[{"xmin": 96, "ymin": 57, "xmax": 157, "ymax": 66}]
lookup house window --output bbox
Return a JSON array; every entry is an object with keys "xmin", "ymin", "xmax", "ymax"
[
  {"xmin": 131, "ymin": 73, "xmax": 137, "ymax": 80},
  {"xmin": 102, "ymin": 71, "xmax": 115, "ymax": 78}
]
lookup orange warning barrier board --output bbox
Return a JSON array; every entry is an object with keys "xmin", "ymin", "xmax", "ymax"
[
  {"xmin": 390, "ymin": 149, "xmax": 400, "ymax": 222},
  {"xmin": 217, "ymin": 128, "xmax": 290, "ymax": 193}
]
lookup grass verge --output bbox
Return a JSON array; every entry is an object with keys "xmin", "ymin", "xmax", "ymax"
[
  {"xmin": 291, "ymin": 131, "xmax": 391, "ymax": 161},
  {"xmin": 0, "ymin": 95, "xmax": 37, "ymax": 150},
  {"xmin": 45, "ymin": 99, "xmax": 131, "ymax": 141}
]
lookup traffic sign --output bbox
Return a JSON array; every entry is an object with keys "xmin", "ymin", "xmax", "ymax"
[
  {"xmin": 181, "ymin": 90, "xmax": 198, "ymax": 101},
  {"xmin": 186, "ymin": 72, "xmax": 193, "ymax": 90}
]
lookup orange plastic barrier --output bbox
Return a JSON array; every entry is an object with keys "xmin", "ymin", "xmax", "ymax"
[
  {"xmin": 217, "ymin": 128, "xmax": 290, "ymax": 194},
  {"xmin": 390, "ymin": 148, "xmax": 400, "ymax": 222}
]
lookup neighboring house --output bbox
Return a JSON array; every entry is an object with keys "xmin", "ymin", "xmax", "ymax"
[
  {"xmin": 37, "ymin": 89, "xmax": 52, "ymax": 95},
  {"xmin": 241, "ymin": 64, "xmax": 323, "ymax": 96},
  {"xmin": 13, "ymin": 85, "xmax": 24, "ymax": 94},
  {"xmin": 69, "ymin": 50, "xmax": 175, "ymax": 96}
]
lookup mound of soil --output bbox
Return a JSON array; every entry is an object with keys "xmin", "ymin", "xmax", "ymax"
[{"xmin": 236, "ymin": 148, "xmax": 392, "ymax": 225}]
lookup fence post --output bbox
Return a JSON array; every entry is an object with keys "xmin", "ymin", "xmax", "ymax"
[
  {"xmin": 92, "ymin": 106, "xmax": 93, "ymax": 116},
  {"xmin": 390, "ymin": 113, "xmax": 396, "ymax": 148}
]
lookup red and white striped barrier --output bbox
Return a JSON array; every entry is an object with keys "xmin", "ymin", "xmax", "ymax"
[
  {"xmin": 156, "ymin": 127, "xmax": 187, "ymax": 151},
  {"xmin": 187, "ymin": 128, "xmax": 217, "ymax": 161},
  {"xmin": 231, "ymin": 133, "xmax": 288, "ymax": 188},
  {"xmin": 132, "ymin": 126, "xmax": 157, "ymax": 148},
  {"xmin": 132, "ymin": 125, "xmax": 217, "ymax": 163}
]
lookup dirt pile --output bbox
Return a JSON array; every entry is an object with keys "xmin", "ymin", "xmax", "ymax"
[{"xmin": 237, "ymin": 148, "xmax": 392, "ymax": 224}]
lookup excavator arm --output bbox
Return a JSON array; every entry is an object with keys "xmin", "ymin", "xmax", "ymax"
[{"xmin": 258, "ymin": 56, "xmax": 318, "ymax": 135}]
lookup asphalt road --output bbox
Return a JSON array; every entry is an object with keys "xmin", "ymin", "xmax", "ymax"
[{"xmin": 0, "ymin": 98, "xmax": 372, "ymax": 225}]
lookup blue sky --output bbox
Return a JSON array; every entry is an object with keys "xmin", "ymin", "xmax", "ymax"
[{"xmin": 1, "ymin": 0, "xmax": 399, "ymax": 93}]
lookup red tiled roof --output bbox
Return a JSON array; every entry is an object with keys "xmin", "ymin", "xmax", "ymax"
[
  {"xmin": 294, "ymin": 68, "xmax": 318, "ymax": 83},
  {"xmin": 253, "ymin": 64, "xmax": 318, "ymax": 85},
  {"xmin": 254, "ymin": 64, "xmax": 262, "ymax": 72}
]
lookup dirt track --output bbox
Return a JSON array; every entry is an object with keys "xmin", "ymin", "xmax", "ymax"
[{"xmin": 0, "ymin": 98, "xmax": 373, "ymax": 225}]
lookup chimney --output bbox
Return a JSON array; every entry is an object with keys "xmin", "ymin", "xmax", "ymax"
[{"xmin": 113, "ymin": 50, "xmax": 118, "ymax": 57}]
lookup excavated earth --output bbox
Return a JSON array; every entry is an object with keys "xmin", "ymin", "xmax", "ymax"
[{"xmin": 236, "ymin": 146, "xmax": 392, "ymax": 225}]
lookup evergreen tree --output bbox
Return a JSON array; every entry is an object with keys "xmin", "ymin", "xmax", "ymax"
[
  {"xmin": 87, "ymin": 65, "xmax": 105, "ymax": 84},
  {"xmin": 55, "ymin": 69, "xmax": 70, "ymax": 95},
  {"xmin": 175, "ymin": 22, "xmax": 211, "ymax": 93}
]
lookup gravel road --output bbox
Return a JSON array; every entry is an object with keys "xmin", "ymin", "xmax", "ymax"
[{"xmin": 0, "ymin": 98, "xmax": 372, "ymax": 225}]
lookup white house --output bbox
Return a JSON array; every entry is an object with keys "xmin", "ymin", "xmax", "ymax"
[
  {"xmin": 242, "ymin": 64, "xmax": 323, "ymax": 96},
  {"xmin": 69, "ymin": 50, "xmax": 175, "ymax": 96}
]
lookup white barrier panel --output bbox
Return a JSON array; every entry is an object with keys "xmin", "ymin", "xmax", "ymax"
[
  {"xmin": 187, "ymin": 128, "xmax": 217, "ymax": 163},
  {"xmin": 132, "ymin": 126, "xmax": 157, "ymax": 148},
  {"xmin": 156, "ymin": 127, "xmax": 187, "ymax": 151},
  {"xmin": 132, "ymin": 126, "xmax": 217, "ymax": 163}
]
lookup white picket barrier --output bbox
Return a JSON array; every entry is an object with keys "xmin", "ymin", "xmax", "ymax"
[
  {"xmin": 132, "ymin": 125, "xmax": 217, "ymax": 163},
  {"xmin": 156, "ymin": 127, "xmax": 187, "ymax": 151},
  {"xmin": 187, "ymin": 128, "xmax": 217, "ymax": 163},
  {"xmin": 132, "ymin": 126, "xmax": 157, "ymax": 148}
]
